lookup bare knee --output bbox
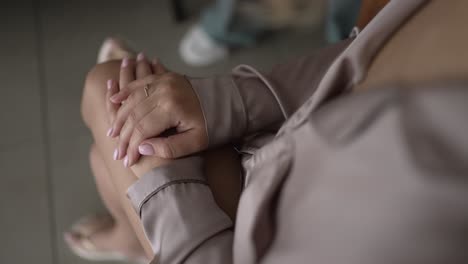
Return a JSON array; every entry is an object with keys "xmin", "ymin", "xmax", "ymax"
[
  {"xmin": 81, "ymin": 60, "xmax": 121, "ymax": 127},
  {"xmin": 89, "ymin": 143, "xmax": 99, "ymax": 168}
]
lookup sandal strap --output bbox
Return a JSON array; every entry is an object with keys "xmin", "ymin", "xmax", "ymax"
[
  {"xmin": 80, "ymin": 236, "xmax": 98, "ymax": 252},
  {"xmin": 71, "ymin": 213, "xmax": 114, "ymax": 238}
]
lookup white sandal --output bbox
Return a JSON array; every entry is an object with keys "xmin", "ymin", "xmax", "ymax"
[
  {"xmin": 64, "ymin": 213, "xmax": 149, "ymax": 263},
  {"xmin": 97, "ymin": 37, "xmax": 136, "ymax": 63}
]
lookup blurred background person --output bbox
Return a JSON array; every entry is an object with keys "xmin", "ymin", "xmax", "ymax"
[
  {"xmin": 179, "ymin": 0, "xmax": 325, "ymax": 66},
  {"xmin": 179, "ymin": 0, "xmax": 362, "ymax": 66}
]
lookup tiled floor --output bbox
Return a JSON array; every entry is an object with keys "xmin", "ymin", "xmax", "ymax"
[{"xmin": 0, "ymin": 1, "xmax": 323, "ymax": 263}]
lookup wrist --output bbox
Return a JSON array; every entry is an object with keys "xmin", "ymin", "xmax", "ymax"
[
  {"xmin": 130, "ymin": 155, "xmax": 172, "ymax": 178},
  {"xmin": 188, "ymin": 75, "xmax": 247, "ymax": 146}
]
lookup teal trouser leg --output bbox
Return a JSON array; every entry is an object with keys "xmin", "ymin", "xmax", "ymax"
[
  {"xmin": 326, "ymin": 0, "xmax": 361, "ymax": 43},
  {"xmin": 201, "ymin": 0, "xmax": 361, "ymax": 46}
]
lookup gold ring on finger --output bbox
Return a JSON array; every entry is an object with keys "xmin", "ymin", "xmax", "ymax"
[{"xmin": 144, "ymin": 84, "xmax": 150, "ymax": 97}]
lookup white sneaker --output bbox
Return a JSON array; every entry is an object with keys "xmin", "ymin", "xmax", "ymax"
[{"xmin": 179, "ymin": 25, "xmax": 228, "ymax": 66}]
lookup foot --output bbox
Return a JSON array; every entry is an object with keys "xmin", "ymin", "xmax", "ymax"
[
  {"xmin": 64, "ymin": 213, "xmax": 148, "ymax": 263},
  {"xmin": 97, "ymin": 38, "xmax": 136, "ymax": 63},
  {"xmin": 179, "ymin": 25, "xmax": 229, "ymax": 66}
]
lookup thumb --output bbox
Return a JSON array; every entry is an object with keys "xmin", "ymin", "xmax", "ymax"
[{"xmin": 138, "ymin": 130, "xmax": 207, "ymax": 159}]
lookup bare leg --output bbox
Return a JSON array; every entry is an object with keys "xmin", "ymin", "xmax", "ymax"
[
  {"xmin": 85, "ymin": 144, "xmax": 145, "ymax": 256},
  {"xmin": 81, "ymin": 60, "xmax": 154, "ymax": 258}
]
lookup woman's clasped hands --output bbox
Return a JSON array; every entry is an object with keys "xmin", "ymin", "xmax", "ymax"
[{"xmin": 106, "ymin": 53, "xmax": 208, "ymax": 168}]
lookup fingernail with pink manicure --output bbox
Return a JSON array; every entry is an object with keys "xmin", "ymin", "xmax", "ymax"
[
  {"xmin": 122, "ymin": 57, "xmax": 129, "ymax": 68},
  {"xmin": 139, "ymin": 144, "xmax": 155, "ymax": 155},
  {"xmin": 137, "ymin": 52, "xmax": 145, "ymax": 61},
  {"xmin": 107, "ymin": 79, "xmax": 113, "ymax": 90},
  {"xmin": 110, "ymin": 94, "xmax": 119, "ymax": 102},
  {"xmin": 113, "ymin": 149, "xmax": 119, "ymax": 160},
  {"xmin": 123, "ymin": 156, "xmax": 129, "ymax": 167},
  {"xmin": 106, "ymin": 127, "xmax": 113, "ymax": 137}
]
